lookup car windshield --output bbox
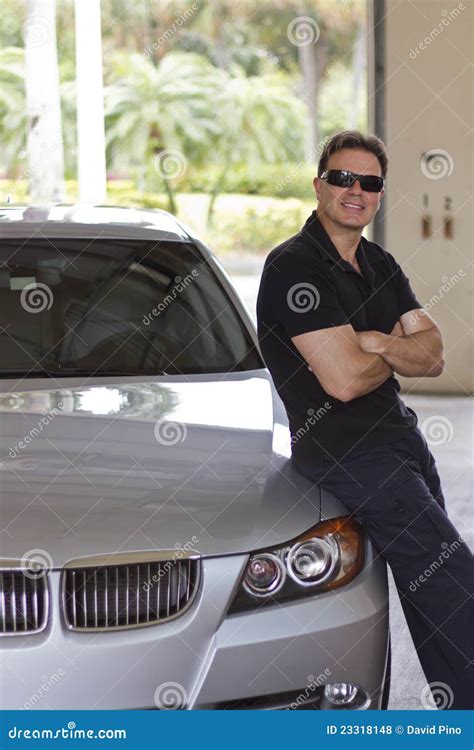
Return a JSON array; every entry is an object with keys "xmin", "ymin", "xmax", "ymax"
[{"xmin": 0, "ymin": 236, "xmax": 262, "ymax": 377}]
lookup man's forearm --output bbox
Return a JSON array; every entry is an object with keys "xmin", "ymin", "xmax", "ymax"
[
  {"xmin": 360, "ymin": 329, "xmax": 444, "ymax": 377},
  {"xmin": 353, "ymin": 351, "xmax": 393, "ymax": 396},
  {"xmin": 334, "ymin": 350, "xmax": 393, "ymax": 401}
]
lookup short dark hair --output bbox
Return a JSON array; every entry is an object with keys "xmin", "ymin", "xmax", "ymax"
[{"xmin": 318, "ymin": 130, "xmax": 388, "ymax": 178}]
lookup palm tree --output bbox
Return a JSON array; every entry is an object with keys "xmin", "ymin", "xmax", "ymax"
[
  {"xmin": 0, "ymin": 47, "xmax": 80, "ymax": 185},
  {"xmin": 0, "ymin": 47, "xmax": 26, "ymax": 177},
  {"xmin": 104, "ymin": 51, "xmax": 222, "ymax": 213},
  {"xmin": 206, "ymin": 67, "xmax": 307, "ymax": 223},
  {"xmin": 75, "ymin": 0, "xmax": 107, "ymax": 202},
  {"xmin": 24, "ymin": 0, "xmax": 64, "ymax": 201}
]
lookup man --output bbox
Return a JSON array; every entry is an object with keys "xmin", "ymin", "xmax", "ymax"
[{"xmin": 256, "ymin": 130, "xmax": 473, "ymax": 709}]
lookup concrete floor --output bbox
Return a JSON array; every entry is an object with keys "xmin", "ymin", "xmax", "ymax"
[{"xmin": 225, "ymin": 262, "xmax": 473, "ymax": 710}]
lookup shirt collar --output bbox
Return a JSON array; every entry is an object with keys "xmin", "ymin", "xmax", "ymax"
[
  {"xmin": 301, "ymin": 210, "xmax": 380, "ymax": 288},
  {"xmin": 301, "ymin": 210, "xmax": 343, "ymax": 267}
]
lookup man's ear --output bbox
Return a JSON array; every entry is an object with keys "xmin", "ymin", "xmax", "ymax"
[{"xmin": 313, "ymin": 176, "xmax": 322, "ymax": 201}]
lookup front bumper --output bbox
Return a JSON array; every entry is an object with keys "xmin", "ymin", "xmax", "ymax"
[{"xmin": 0, "ymin": 542, "xmax": 388, "ymax": 710}]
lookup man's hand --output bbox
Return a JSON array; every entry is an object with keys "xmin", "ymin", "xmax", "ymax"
[
  {"xmin": 356, "ymin": 311, "xmax": 444, "ymax": 378},
  {"xmin": 291, "ymin": 323, "xmax": 393, "ymax": 402},
  {"xmin": 390, "ymin": 320, "xmax": 404, "ymax": 338},
  {"xmin": 357, "ymin": 330, "xmax": 386, "ymax": 353},
  {"xmin": 357, "ymin": 320, "xmax": 404, "ymax": 353}
]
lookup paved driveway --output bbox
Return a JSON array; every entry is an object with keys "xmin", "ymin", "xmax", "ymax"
[{"xmin": 226, "ymin": 263, "xmax": 473, "ymax": 710}]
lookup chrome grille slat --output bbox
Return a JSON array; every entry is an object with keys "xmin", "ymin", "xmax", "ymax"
[
  {"xmin": 33, "ymin": 575, "xmax": 39, "ymax": 630},
  {"xmin": 177, "ymin": 561, "xmax": 181, "ymax": 607},
  {"xmin": 21, "ymin": 574, "xmax": 27, "ymax": 631},
  {"xmin": 146, "ymin": 564, "xmax": 150, "ymax": 623},
  {"xmin": 155, "ymin": 563, "xmax": 161, "ymax": 620},
  {"xmin": 0, "ymin": 569, "xmax": 48, "ymax": 635},
  {"xmin": 135, "ymin": 565, "xmax": 140, "ymax": 625},
  {"xmin": 125, "ymin": 566, "xmax": 129, "ymax": 626},
  {"xmin": 104, "ymin": 567, "xmax": 109, "ymax": 628},
  {"xmin": 93, "ymin": 569, "xmax": 98, "ymax": 629},
  {"xmin": 62, "ymin": 556, "xmax": 200, "ymax": 632},
  {"xmin": 71, "ymin": 571, "xmax": 77, "ymax": 628},
  {"xmin": 82, "ymin": 570, "xmax": 87, "ymax": 628},
  {"xmin": 115, "ymin": 567, "xmax": 119, "ymax": 626},
  {"xmin": 0, "ymin": 573, "xmax": 5, "ymax": 633},
  {"xmin": 166, "ymin": 564, "xmax": 171, "ymax": 618},
  {"xmin": 11, "ymin": 577, "xmax": 17, "ymax": 632},
  {"xmin": 186, "ymin": 559, "xmax": 191, "ymax": 599}
]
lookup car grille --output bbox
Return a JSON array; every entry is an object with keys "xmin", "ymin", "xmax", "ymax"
[
  {"xmin": 0, "ymin": 569, "xmax": 49, "ymax": 635},
  {"xmin": 63, "ymin": 557, "xmax": 200, "ymax": 631}
]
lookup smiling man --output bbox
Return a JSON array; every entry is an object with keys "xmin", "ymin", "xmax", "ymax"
[{"xmin": 256, "ymin": 130, "xmax": 473, "ymax": 709}]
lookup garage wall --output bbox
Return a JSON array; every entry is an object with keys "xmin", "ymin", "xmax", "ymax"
[{"xmin": 369, "ymin": 0, "xmax": 473, "ymax": 393}]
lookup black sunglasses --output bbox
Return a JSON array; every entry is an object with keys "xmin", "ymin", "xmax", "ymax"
[{"xmin": 320, "ymin": 169, "xmax": 385, "ymax": 193}]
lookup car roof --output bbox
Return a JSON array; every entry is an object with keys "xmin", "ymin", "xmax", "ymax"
[{"xmin": 0, "ymin": 204, "xmax": 195, "ymax": 243}]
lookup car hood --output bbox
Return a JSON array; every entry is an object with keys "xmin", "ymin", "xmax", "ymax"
[{"xmin": 0, "ymin": 371, "xmax": 322, "ymax": 566}]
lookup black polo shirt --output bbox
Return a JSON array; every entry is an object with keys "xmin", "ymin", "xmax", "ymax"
[{"xmin": 256, "ymin": 210, "xmax": 421, "ymax": 469}]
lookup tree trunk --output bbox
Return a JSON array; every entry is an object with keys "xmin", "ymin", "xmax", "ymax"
[
  {"xmin": 75, "ymin": 0, "xmax": 107, "ymax": 202},
  {"xmin": 297, "ymin": 42, "xmax": 319, "ymax": 161},
  {"xmin": 24, "ymin": 0, "xmax": 64, "ymax": 202},
  {"xmin": 295, "ymin": 7, "xmax": 328, "ymax": 164},
  {"xmin": 347, "ymin": 20, "xmax": 366, "ymax": 130}
]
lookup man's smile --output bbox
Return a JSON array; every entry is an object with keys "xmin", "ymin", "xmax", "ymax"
[{"xmin": 341, "ymin": 201, "xmax": 365, "ymax": 211}]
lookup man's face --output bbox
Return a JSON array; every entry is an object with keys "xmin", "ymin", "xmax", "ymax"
[{"xmin": 314, "ymin": 148, "xmax": 385, "ymax": 230}]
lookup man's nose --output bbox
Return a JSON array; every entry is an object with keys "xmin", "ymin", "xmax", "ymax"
[{"xmin": 348, "ymin": 179, "xmax": 363, "ymax": 194}]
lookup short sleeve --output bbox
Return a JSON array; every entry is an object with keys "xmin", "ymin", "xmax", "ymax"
[
  {"xmin": 394, "ymin": 263, "xmax": 422, "ymax": 316},
  {"xmin": 259, "ymin": 250, "xmax": 350, "ymax": 338}
]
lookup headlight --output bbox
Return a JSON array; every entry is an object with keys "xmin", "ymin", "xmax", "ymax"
[
  {"xmin": 228, "ymin": 516, "xmax": 364, "ymax": 613},
  {"xmin": 242, "ymin": 553, "xmax": 286, "ymax": 597}
]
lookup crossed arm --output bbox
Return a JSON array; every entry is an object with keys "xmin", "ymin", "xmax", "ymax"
[{"xmin": 291, "ymin": 309, "xmax": 444, "ymax": 403}]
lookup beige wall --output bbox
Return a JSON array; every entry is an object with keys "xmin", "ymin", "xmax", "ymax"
[{"xmin": 370, "ymin": 0, "xmax": 473, "ymax": 393}]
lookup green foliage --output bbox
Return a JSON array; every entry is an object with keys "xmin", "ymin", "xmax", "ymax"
[
  {"xmin": 0, "ymin": 47, "xmax": 26, "ymax": 171},
  {"xmin": 105, "ymin": 52, "xmax": 222, "ymax": 170},
  {"xmin": 178, "ymin": 162, "xmax": 316, "ymax": 199},
  {"xmin": 0, "ymin": 180, "xmax": 312, "ymax": 257},
  {"xmin": 204, "ymin": 194, "xmax": 313, "ymax": 254},
  {"xmin": 0, "ymin": 0, "xmax": 367, "ymax": 211},
  {"xmin": 318, "ymin": 63, "xmax": 367, "ymax": 136},
  {"xmin": 0, "ymin": 179, "xmax": 168, "ymax": 211}
]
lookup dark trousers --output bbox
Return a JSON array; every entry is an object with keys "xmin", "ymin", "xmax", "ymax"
[{"xmin": 294, "ymin": 427, "xmax": 474, "ymax": 709}]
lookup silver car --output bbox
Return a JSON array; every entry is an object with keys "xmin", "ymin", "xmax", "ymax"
[{"xmin": 0, "ymin": 205, "xmax": 390, "ymax": 710}]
